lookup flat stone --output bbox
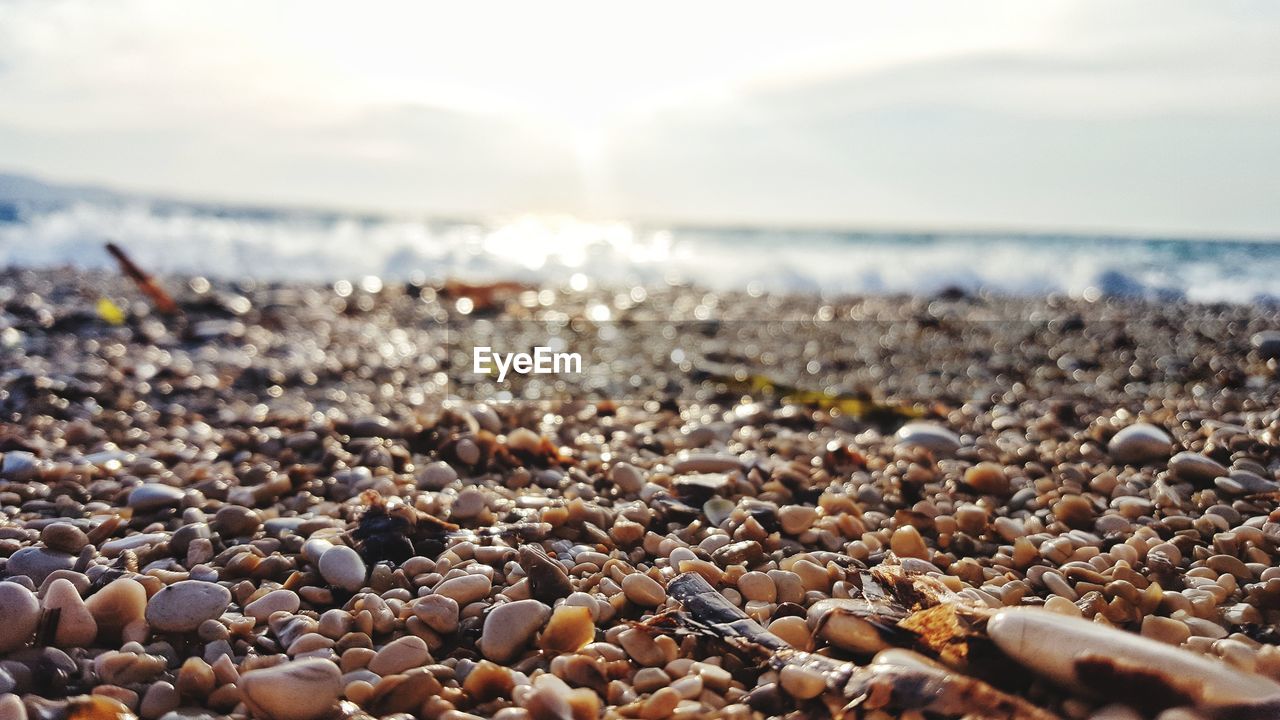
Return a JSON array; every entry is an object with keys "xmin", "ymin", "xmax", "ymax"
[
  {"xmin": 145, "ymin": 580, "xmax": 231, "ymax": 633},
  {"xmin": 672, "ymin": 451, "xmax": 744, "ymax": 474},
  {"xmin": 435, "ymin": 574, "xmax": 491, "ymax": 605},
  {"xmin": 6, "ymin": 547, "xmax": 75, "ymax": 584},
  {"xmin": 478, "ymin": 599, "xmax": 551, "ymax": 663},
  {"xmin": 894, "ymin": 423, "xmax": 962, "ymax": 457},
  {"xmin": 1168, "ymin": 451, "xmax": 1227, "ymax": 484},
  {"xmin": 240, "ymin": 658, "xmax": 341, "ymax": 720},
  {"xmin": 1108, "ymin": 423, "xmax": 1172, "ymax": 464},
  {"xmin": 245, "ymin": 589, "xmax": 301, "ymax": 623},
  {"xmin": 988, "ymin": 608, "xmax": 1280, "ymax": 707},
  {"xmin": 368, "ymin": 635, "xmax": 430, "ymax": 675},
  {"xmin": 127, "ymin": 483, "xmax": 186, "ymax": 512},
  {"xmin": 0, "ymin": 582, "xmax": 40, "ymax": 653},
  {"xmin": 318, "ymin": 545, "xmax": 366, "ymax": 592}
]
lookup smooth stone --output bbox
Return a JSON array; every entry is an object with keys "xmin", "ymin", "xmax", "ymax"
[
  {"xmin": 0, "ymin": 451, "xmax": 38, "ymax": 481},
  {"xmin": 621, "ymin": 573, "xmax": 666, "ymax": 608},
  {"xmin": 40, "ymin": 523, "xmax": 89, "ymax": 554},
  {"xmin": 411, "ymin": 594, "xmax": 459, "ymax": 634},
  {"xmin": 367, "ymin": 635, "xmax": 431, "ymax": 676},
  {"xmin": 894, "ymin": 423, "xmax": 962, "ymax": 457},
  {"xmin": 239, "ymin": 658, "xmax": 341, "ymax": 720},
  {"xmin": 806, "ymin": 599, "xmax": 890, "ymax": 654},
  {"xmin": 539, "ymin": 605, "xmax": 595, "ymax": 653},
  {"xmin": 417, "ymin": 461, "xmax": 459, "ymax": 490},
  {"xmin": 0, "ymin": 694, "xmax": 26, "ymax": 720},
  {"xmin": 318, "ymin": 545, "xmax": 366, "ymax": 592},
  {"xmin": 84, "ymin": 578, "xmax": 148, "ymax": 639},
  {"xmin": 610, "ymin": 462, "xmax": 646, "ymax": 493},
  {"xmin": 245, "ymin": 589, "xmax": 301, "ymax": 623},
  {"xmin": 127, "ymin": 483, "xmax": 186, "ymax": 511},
  {"xmin": 672, "ymin": 451, "xmax": 744, "ymax": 474},
  {"xmin": 479, "ymin": 599, "xmax": 551, "ymax": 663},
  {"xmin": 451, "ymin": 488, "xmax": 488, "ymax": 520},
  {"xmin": 145, "ymin": 581, "xmax": 231, "ymax": 632},
  {"xmin": 889, "ymin": 525, "xmax": 929, "ymax": 560},
  {"xmin": 987, "ymin": 608, "xmax": 1280, "ymax": 707},
  {"xmin": 1252, "ymin": 330, "xmax": 1280, "ymax": 359},
  {"xmin": 1107, "ymin": 423, "xmax": 1172, "ymax": 464},
  {"xmin": 0, "ymin": 583, "xmax": 40, "ymax": 653},
  {"xmin": 778, "ymin": 505, "xmax": 818, "ymax": 535},
  {"xmin": 1168, "ymin": 451, "xmax": 1227, "ymax": 484},
  {"xmin": 702, "ymin": 498, "xmax": 735, "ymax": 527},
  {"xmin": 42, "ymin": 578, "xmax": 97, "ymax": 647},
  {"xmin": 435, "ymin": 574, "xmax": 491, "ymax": 605},
  {"xmin": 6, "ymin": 547, "xmax": 75, "ymax": 584}
]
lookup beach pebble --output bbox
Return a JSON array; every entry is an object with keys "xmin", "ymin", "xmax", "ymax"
[
  {"xmin": 318, "ymin": 545, "xmax": 366, "ymax": 592},
  {"xmin": 1252, "ymin": 330, "xmax": 1280, "ymax": 359},
  {"xmin": 40, "ymin": 523, "xmax": 89, "ymax": 554},
  {"xmin": 417, "ymin": 461, "xmax": 458, "ymax": 490},
  {"xmin": 987, "ymin": 608, "xmax": 1280, "ymax": 707},
  {"xmin": 127, "ymin": 483, "xmax": 186, "ymax": 511},
  {"xmin": 1168, "ymin": 452, "xmax": 1227, "ymax": 484},
  {"xmin": 964, "ymin": 462, "xmax": 1011, "ymax": 495},
  {"xmin": 211, "ymin": 505, "xmax": 263, "ymax": 537},
  {"xmin": 245, "ymin": 589, "xmax": 301, "ymax": 623},
  {"xmin": 890, "ymin": 525, "xmax": 928, "ymax": 559},
  {"xmin": 779, "ymin": 505, "xmax": 817, "ymax": 535},
  {"xmin": 610, "ymin": 462, "xmax": 646, "ymax": 493},
  {"xmin": 6, "ymin": 547, "xmax": 75, "ymax": 584},
  {"xmin": 435, "ymin": 574, "xmax": 491, "ymax": 605},
  {"xmin": 807, "ymin": 599, "xmax": 889, "ymax": 654},
  {"xmin": 145, "ymin": 580, "xmax": 231, "ymax": 632},
  {"xmin": 738, "ymin": 572, "xmax": 776, "ymax": 603},
  {"xmin": 895, "ymin": 423, "xmax": 962, "ymax": 457},
  {"xmin": 538, "ymin": 605, "xmax": 594, "ymax": 653},
  {"xmin": 84, "ymin": 577, "xmax": 147, "ymax": 639},
  {"xmin": 451, "ymin": 488, "xmax": 487, "ymax": 519},
  {"xmin": 1108, "ymin": 423, "xmax": 1172, "ymax": 464},
  {"xmin": 622, "ymin": 573, "xmax": 666, "ymax": 607},
  {"xmin": 0, "ymin": 582, "xmax": 40, "ymax": 653},
  {"xmin": 411, "ymin": 594, "xmax": 459, "ymax": 634},
  {"xmin": 0, "ymin": 695, "xmax": 25, "ymax": 720},
  {"xmin": 0, "ymin": 451, "xmax": 38, "ymax": 481},
  {"xmin": 672, "ymin": 451, "xmax": 744, "ymax": 474},
  {"xmin": 42, "ymin": 578, "xmax": 97, "ymax": 647},
  {"xmin": 240, "ymin": 658, "xmax": 341, "ymax": 720},
  {"xmin": 368, "ymin": 635, "xmax": 430, "ymax": 675},
  {"xmin": 479, "ymin": 599, "xmax": 550, "ymax": 663}
]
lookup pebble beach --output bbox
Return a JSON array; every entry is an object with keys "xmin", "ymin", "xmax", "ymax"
[{"xmin": 2, "ymin": 266, "xmax": 1280, "ymax": 720}]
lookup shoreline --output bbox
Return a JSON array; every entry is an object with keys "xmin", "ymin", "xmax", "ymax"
[{"xmin": 1, "ymin": 266, "xmax": 1279, "ymax": 718}]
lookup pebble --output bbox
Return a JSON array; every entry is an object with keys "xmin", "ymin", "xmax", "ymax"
[
  {"xmin": 622, "ymin": 573, "xmax": 666, "ymax": 608},
  {"xmin": 894, "ymin": 422, "xmax": 962, "ymax": 456},
  {"xmin": 451, "ymin": 488, "xmax": 488, "ymax": 519},
  {"xmin": 6, "ymin": 547, "xmax": 75, "ymax": 584},
  {"xmin": 368, "ymin": 635, "xmax": 431, "ymax": 675},
  {"xmin": 0, "ymin": 451, "xmax": 38, "ymax": 481},
  {"xmin": 42, "ymin": 578, "xmax": 97, "ymax": 647},
  {"xmin": 538, "ymin": 605, "xmax": 594, "ymax": 653},
  {"xmin": 964, "ymin": 462, "xmax": 1011, "ymax": 495},
  {"xmin": 211, "ymin": 506, "xmax": 262, "ymax": 537},
  {"xmin": 145, "ymin": 580, "xmax": 232, "ymax": 633},
  {"xmin": 245, "ymin": 589, "xmax": 301, "ymax": 623},
  {"xmin": 84, "ymin": 578, "xmax": 147, "ymax": 640},
  {"xmin": 1168, "ymin": 451, "xmax": 1227, "ymax": 484},
  {"xmin": 1107, "ymin": 423, "xmax": 1172, "ymax": 464},
  {"xmin": 40, "ymin": 523, "xmax": 89, "ymax": 554},
  {"xmin": 412, "ymin": 594, "xmax": 459, "ymax": 634},
  {"xmin": 807, "ymin": 599, "xmax": 889, "ymax": 654},
  {"xmin": 738, "ymin": 571, "xmax": 776, "ymax": 603},
  {"xmin": 987, "ymin": 608, "xmax": 1280, "ymax": 707},
  {"xmin": 889, "ymin": 525, "xmax": 928, "ymax": 560},
  {"xmin": 318, "ymin": 545, "xmax": 366, "ymax": 592},
  {"xmin": 127, "ymin": 483, "xmax": 186, "ymax": 511},
  {"xmin": 610, "ymin": 462, "xmax": 646, "ymax": 493},
  {"xmin": 239, "ymin": 658, "xmax": 342, "ymax": 720},
  {"xmin": 0, "ymin": 582, "xmax": 40, "ymax": 653},
  {"xmin": 0, "ymin": 695, "xmax": 26, "ymax": 720},
  {"xmin": 672, "ymin": 451, "xmax": 744, "ymax": 474},
  {"xmin": 1251, "ymin": 330, "xmax": 1280, "ymax": 359},
  {"xmin": 417, "ymin": 461, "xmax": 459, "ymax": 490},
  {"xmin": 435, "ymin": 574, "xmax": 491, "ymax": 605},
  {"xmin": 778, "ymin": 505, "xmax": 817, "ymax": 535},
  {"xmin": 479, "ymin": 599, "xmax": 551, "ymax": 663}
]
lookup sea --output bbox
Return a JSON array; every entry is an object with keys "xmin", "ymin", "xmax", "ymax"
[{"xmin": 2, "ymin": 195, "xmax": 1278, "ymax": 305}]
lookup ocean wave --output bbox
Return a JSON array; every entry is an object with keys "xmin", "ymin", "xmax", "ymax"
[{"xmin": 1, "ymin": 201, "xmax": 1277, "ymax": 304}]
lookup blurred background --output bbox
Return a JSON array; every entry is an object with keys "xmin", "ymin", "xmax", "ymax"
[{"xmin": 1, "ymin": 0, "xmax": 1278, "ymax": 301}]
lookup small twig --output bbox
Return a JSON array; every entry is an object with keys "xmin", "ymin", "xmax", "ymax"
[{"xmin": 105, "ymin": 241, "xmax": 180, "ymax": 316}]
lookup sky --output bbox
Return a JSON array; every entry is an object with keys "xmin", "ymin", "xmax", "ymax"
[{"xmin": 0, "ymin": 0, "xmax": 1277, "ymax": 237}]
